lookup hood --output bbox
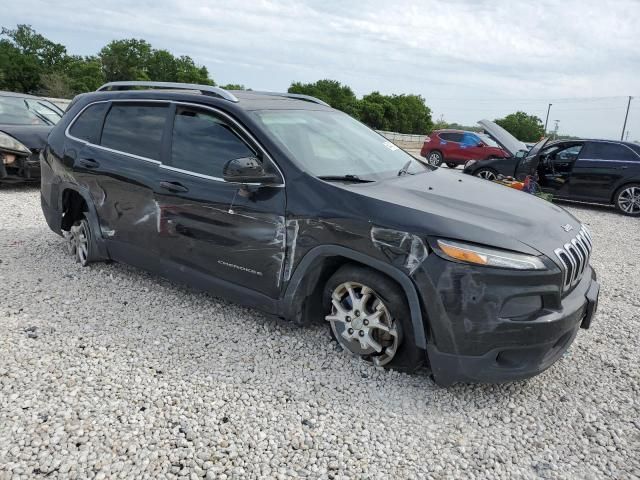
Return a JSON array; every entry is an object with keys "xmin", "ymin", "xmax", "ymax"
[
  {"xmin": 341, "ymin": 169, "xmax": 582, "ymax": 265},
  {"xmin": 478, "ymin": 119, "xmax": 528, "ymax": 157},
  {"xmin": 0, "ymin": 124, "xmax": 52, "ymax": 151}
]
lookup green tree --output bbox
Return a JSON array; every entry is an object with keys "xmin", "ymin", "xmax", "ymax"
[
  {"xmin": 0, "ymin": 38, "xmax": 41, "ymax": 92},
  {"xmin": 494, "ymin": 111, "xmax": 545, "ymax": 142},
  {"xmin": 99, "ymin": 39, "xmax": 152, "ymax": 81},
  {"xmin": 174, "ymin": 55, "xmax": 213, "ymax": 85},
  {"xmin": 220, "ymin": 83, "xmax": 247, "ymax": 90},
  {"xmin": 288, "ymin": 79, "xmax": 359, "ymax": 116}
]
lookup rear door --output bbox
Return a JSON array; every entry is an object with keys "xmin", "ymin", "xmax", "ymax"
[
  {"xmin": 68, "ymin": 101, "xmax": 169, "ymax": 267},
  {"xmin": 439, "ymin": 132, "xmax": 463, "ymax": 161},
  {"xmin": 154, "ymin": 104, "xmax": 286, "ymax": 298},
  {"xmin": 569, "ymin": 142, "xmax": 639, "ymax": 201}
]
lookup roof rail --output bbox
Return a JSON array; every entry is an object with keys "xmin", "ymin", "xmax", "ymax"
[
  {"xmin": 250, "ymin": 91, "xmax": 330, "ymax": 107},
  {"xmin": 96, "ymin": 81, "xmax": 239, "ymax": 103}
]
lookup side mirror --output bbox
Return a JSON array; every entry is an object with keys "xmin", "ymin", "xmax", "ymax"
[
  {"xmin": 515, "ymin": 151, "xmax": 527, "ymax": 158},
  {"xmin": 477, "ymin": 142, "xmax": 484, "ymax": 147},
  {"xmin": 223, "ymin": 157, "xmax": 279, "ymax": 184}
]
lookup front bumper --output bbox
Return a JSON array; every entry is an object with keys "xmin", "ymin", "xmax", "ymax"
[
  {"xmin": 0, "ymin": 151, "xmax": 41, "ymax": 183},
  {"xmin": 415, "ymin": 255, "xmax": 599, "ymax": 385}
]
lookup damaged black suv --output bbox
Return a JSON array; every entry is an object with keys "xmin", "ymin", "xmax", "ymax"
[{"xmin": 40, "ymin": 81, "xmax": 600, "ymax": 385}]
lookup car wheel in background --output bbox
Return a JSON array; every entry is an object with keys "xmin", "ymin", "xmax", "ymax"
[
  {"xmin": 614, "ymin": 184, "xmax": 640, "ymax": 216},
  {"xmin": 324, "ymin": 265, "xmax": 423, "ymax": 372},
  {"xmin": 446, "ymin": 162, "xmax": 457, "ymax": 169},
  {"xmin": 475, "ymin": 168, "xmax": 498, "ymax": 181},
  {"xmin": 427, "ymin": 151, "xmax": 443, "ymax": 167}
]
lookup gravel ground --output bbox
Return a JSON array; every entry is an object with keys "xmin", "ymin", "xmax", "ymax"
[{"xmin": 1, "ymin": 185, "xmax": 639, "ymax": 480}]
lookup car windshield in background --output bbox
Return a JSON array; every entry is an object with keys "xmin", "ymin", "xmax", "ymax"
[
  {"xmin": 0, "ymin": 96, "xmax": 63, "ymax": 126},
  {"xmin": 478, "ymin": 133, "xmax": 500, "ymax": 148},
  {"xmin": 253, "ymin": 110, "xmax": 429, "ymax": 180}
]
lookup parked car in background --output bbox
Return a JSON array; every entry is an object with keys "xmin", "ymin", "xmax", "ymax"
[
  {"xmin": 0, "ymin": 91, "xmax": 64, "ymax": 183},
  {"xmin": 420, "ymin": 128, "xmax": 509, "ymax": 168},
  {"xmin": 40, "ymin": 81, "xmax": 599, "ymax": 385},
  {"xmin": 465, "ymin": 137, "xmax": 640, "ymax": 216}
]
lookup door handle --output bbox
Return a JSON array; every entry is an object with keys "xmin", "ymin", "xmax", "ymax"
[
  {"xmin": 79, "ymin": 158, "xmax": 99, "ymax": 169},
  {"xmin": 159, "ymin": 180, "xmax": 189, "ymax": 193}
]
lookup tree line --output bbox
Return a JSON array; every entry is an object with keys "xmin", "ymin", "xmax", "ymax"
[{"xmin": 0, "ymin": 24, "xmax": 545, "ymax": 140}]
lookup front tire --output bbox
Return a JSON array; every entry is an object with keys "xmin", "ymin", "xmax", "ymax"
[
  {"xmin": 614, "ymin": 183, "xmax": 640, "ymax": 216},
  {"xmin": 426, "ymin": 151, "xmax": 443, "ymax": 167},
  {"xmin": 475, "ymin": 168, "xmax": 498, "ymax": 181},
  {"xmin": 324, "ymin": 265, "xmax": 424, "ymax": 371}
]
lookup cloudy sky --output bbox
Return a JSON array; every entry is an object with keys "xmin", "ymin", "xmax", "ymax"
[{"xmin": 4, "ymin": 0, "xmax": 640, "ymax": 140}]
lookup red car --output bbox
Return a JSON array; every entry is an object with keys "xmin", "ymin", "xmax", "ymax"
[{"xmin": 420, "ymin": 129, "xmax": 509, "ymax": 168}]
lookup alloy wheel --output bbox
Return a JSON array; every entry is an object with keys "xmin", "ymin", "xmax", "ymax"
[
  {"xmin": 617, "ymin": 186, "xmax": 640, "ymax": 215},
  {"xmin": 325, "ymin": 281, "xmax": 400, "ymax": 367},
  {"xmin": 427, "ymin": 152, "xmax": 442, "ymax": 167},
  {"xmin": 477, "ymin": 169, "xmax": 497, "ymax": 181},
  {"xmin": 70, "ymin": 220, "xmax": 90, "ymax": 266}
]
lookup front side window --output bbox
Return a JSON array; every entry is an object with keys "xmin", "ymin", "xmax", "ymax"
[
  {"xmin": 170, "ymin": 107, "xmax": 255, "ymax": 178},
  {"xmin": 461, "ymin": 132, "xmax": 480, "ymax": 147},
  {"xmin": 69, "ymin": 103, "xmax": 109, "ymax": 144},
  {"xmin": 101, "ymin": 103, "xmax": 168, "ymax": 160},
  {"xmin": 252, "ymin": 109, "xmax": 428, "ymax": 179}
]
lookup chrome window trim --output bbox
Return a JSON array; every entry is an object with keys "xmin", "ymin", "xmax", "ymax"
[{"xmin": 64, "ymin": 98, "xmax": 285, "ymax": 187}]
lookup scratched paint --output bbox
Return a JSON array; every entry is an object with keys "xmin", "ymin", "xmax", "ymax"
[{"xmin": 370, "ymin": 226, "xmax": 429, "ymax": 275}]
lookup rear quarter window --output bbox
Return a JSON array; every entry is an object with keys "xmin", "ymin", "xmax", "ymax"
[
  {"xmin": 68, "ymin": 103, "xmax": 109, "ymax": 144},
  {"xmin": 580, "ymin": 142, "xmax": 638, "ymax": 161}
]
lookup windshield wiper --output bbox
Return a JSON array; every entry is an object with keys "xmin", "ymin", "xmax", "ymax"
[
  {"xmin": 317, "ymin": 175, "xmax": 374, "ymax": 183},
  {"xmin": 397, "ymin": 160, "xmax": 413, "ymax": 176}
]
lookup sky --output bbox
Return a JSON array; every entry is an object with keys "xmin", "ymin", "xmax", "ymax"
[{"xmin": 4, "ymin": 0, "xmax": 640, "ymax": 140}]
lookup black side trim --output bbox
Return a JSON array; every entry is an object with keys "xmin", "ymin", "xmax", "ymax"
[{"xmin": 282, "ymin": 245, "xmax": 427, "ymax": 349}]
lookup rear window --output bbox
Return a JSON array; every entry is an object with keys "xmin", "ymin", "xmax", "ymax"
[
  {"xmin": 100, "ymin": 103, "xmax": 168, "ymax": 160},
  {"xmin": 68, "ymin": 103, "xmax": 109, "ymax": 144},
  {"xmin": 581, "ymin": 142, "xmax": 638, "ymax": 161}
]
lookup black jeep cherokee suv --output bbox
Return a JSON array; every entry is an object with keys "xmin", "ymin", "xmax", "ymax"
[{"xmin": 40, "ymin": 81, "xmax": 600, "ymax": 385}]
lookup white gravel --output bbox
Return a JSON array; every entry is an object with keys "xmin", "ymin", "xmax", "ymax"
[{"xmin": 1, "ymin": 185, "xmax": 639, "ymax": 479}]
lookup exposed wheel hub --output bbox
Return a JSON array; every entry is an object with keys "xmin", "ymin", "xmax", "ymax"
[{"xmin": 325, "ymin": 282, "xmax": 400, "ymax": 366}]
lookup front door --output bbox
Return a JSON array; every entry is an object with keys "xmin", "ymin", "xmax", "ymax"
[
  {"xmin": 154, "ymin": 104, "xmax": 286, "ymax": 298},
  {"xmin": 537, "ymin": 143, "xmax": 582, "ymax": 198}
]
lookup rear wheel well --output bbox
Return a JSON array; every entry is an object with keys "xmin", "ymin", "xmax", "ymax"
[
  {"xmin": 61, "ymin": 189, "xmax": 88, "ymax": 231},
  {"xmin": 612, "ymin": 182, "xmax": 640, "ymax": 204}
]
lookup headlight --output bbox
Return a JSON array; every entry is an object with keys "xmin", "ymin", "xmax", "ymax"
[
  {"xmin": 0, "ymin": 131, "xmax": 30, "ymax": 154},
  {"xmin": 464, "ymin": 160, "xmax": 477, "ymax": 169},
  {"xmin": 435, "ymin": 239, "xmax": 547, "ymax": 270}
]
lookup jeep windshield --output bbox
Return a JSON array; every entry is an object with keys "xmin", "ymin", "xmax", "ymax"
[{"xmin": 253, "ymin": 110, "xmax": 429, "ymax": 181}]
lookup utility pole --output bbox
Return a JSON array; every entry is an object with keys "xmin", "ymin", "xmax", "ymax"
[
  {"xmin": 553, "ymin": 119, "xmax": 560, "ymax": 140},
  {"xmin": 621, "ymin": 96, "xmax": 633, "ymax": 141},
  {"xmin": 544, "ymin": 103, "xmax": 552, "ymax": 133}
]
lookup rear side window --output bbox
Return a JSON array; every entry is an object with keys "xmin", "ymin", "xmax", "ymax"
[
  {"xmin": 68, "ymin": 103, "xmax": 109, "ymax": 144},
  {"xmin": 101, "ymin": 103, "xmax": 168, "ymax": 160},
  {"xmin": 440, "ymin": 132, "xmax": 463, "ymax": 142},
  {"xmin": 170, "ymin": 106, "xmax": 255, "ymax": 178},
  {"xmin": 580, "ymin": 142, "xmax": 638, "ymax": 161}
]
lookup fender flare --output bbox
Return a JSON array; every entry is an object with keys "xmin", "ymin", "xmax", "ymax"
[
  {"xmin": 57, "ymin": 182, "xmax": 109, "ymax": 260},
  {"xmin": 282, "ymin": 245, "xmax": 428, "ymax": 349}
]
